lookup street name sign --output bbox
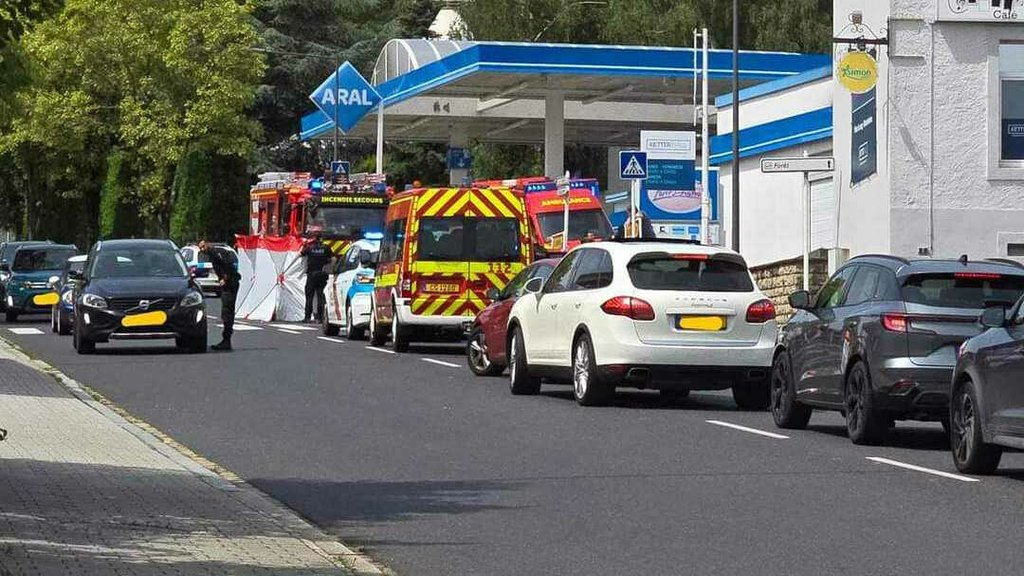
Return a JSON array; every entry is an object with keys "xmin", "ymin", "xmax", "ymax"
[
  {"xmin": 760, "ymin": 157, "xmax": 835, "ymax": 173},
  {"xmin": 309, "ymin": 62, "xmax": 382, "ymax": 133},
  {"xmin": 619, "ymin": 151, "xmax": 648, "ymax": 180}
]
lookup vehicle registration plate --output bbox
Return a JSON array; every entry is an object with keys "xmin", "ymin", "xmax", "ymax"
[
  {"xmin": 422, "ymin": 282, "xmax": 460, "ymax": 293},
  {"xmin": 678, "ymin": 315, "xmax": 725, "ymax": 331},
  {"xmin": 32, "ymin": 292, "xmax": 60, "ymax": 306},
  {"xmin": 122, "ymin": 311, "xmax": 168, "ymax": 327}
]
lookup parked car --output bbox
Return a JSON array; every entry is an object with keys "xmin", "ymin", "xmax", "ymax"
[
  {"xmin": 2, "ymin": 244, "xmax": 78, "ymax": 322},
  {"xmin": 948, "ymin": 302, "xmax": 1024, "ymax": 474},
  {"xmin": 369, "ymin": 185, "xmax": 532, "ymax": 352},
  {"xmin": 180, "ymin": 243, "xmax": 236, "ymax": 296},
  {"xmin": 50, "ymin": 255, "xmax": 88, "ymax": 335},
  {"xmin": 771, "ymin": 255, "xmax": 1024, "ymax": 445},
  {"xmin": 72, "ymin": 239, "xmax": 207, "ymax": 354},
  {"xmin": 0, "ymin": 240, "xmax": 53, "ymax": 312},
  {"xmin": 467, "ymin": 258, "xmax": 559, "ymax": 376},
  {"xmin": 322, "ymin": 237, "xmax": 380, "ymax": 339},
  {"xmin": 506, "ymin": 240, "xmax": 778, "ymax": 407}
]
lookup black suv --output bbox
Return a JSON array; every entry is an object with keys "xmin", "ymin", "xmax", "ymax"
[
  {"xmin": 72, "ymin": 239, "xmax": 207, "ymax": 354},
  {"xmin": 770, "ymin": 255, "xmax": 1024, "ymax": 445}
]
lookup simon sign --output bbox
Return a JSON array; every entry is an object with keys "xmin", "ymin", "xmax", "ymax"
[{"xmin": 836, "ymin": 51, "xmax": 878, "ymax": 94}]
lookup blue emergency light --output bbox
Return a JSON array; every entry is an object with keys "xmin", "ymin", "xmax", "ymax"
[
  {"xmin": 309, "ymin": 178, "xmax": 324, "ymax": 192},
  {"xmin": 364, "ymin": 232, "xmax": 384, "ymax": 240}
]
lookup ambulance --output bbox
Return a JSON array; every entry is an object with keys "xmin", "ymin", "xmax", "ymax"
[
  {"xmin": 474, "ymin": 177, "xmax": 612, "ymax": 255},
  {"xmin": 369, "ymin": 185, "xmax": 531, "ymax": 352}
]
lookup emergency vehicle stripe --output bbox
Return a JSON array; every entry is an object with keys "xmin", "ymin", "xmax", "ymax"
[
  {"xmin": 468, "ymin": 194, "xmax": 496, "ymax": 218},
  {"xmin": 480, "ymin": 189, "xmax": 515, "ymax": 218},
  {"xmin": 423, "ymin": 189, "xmax": 458, "ymax": 216},
  {"xmin": 415, "ymin": 188, "xmax": 443, "ymax": 211}
]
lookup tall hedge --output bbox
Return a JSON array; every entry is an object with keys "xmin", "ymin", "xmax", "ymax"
[{"xmin": 170, "ymin": 149, "xmax": 213, "ymax": 244}]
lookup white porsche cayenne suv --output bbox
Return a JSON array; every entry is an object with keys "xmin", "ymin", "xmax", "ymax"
[{"xmin": 506, "ymin": 240, "xmax": 778, "ymax": 408}]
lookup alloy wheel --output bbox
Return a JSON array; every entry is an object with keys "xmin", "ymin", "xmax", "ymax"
[
  {"xmin": 770, "ymin": 355, "xmax": 789, "ymax": 418},
  {"xmin": 573, "ymin": 339, "xmax": 590, "ymax": 399},
  {"xmin": 469, "ymin": 333, "xmax": 490, "ymax": 372},
  {"xmin": 846, "ymin": 369, "xmax": 866, "ymax": 433},
  {"xmin": 509, "ymin": 333, "xmax": 519, "ymax": 382},
  {"xmin": 952, "ymin": 391, "xmax": 975, "ymax": 465}
]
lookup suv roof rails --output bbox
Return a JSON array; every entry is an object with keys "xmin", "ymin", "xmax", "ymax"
[
  {"xmin": 852, "ymin": 254, "xmax": 911, "ymax": 265},
  {"xmin": 984, "ymin": 258, "xmax": 1024, "ymax": 269},
  {"xmin": 606, "ymin": 238, "xmax": 702, "ymax": 245}
]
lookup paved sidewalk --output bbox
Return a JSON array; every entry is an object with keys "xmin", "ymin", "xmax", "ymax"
[{"xmin": 0, "ymin": 338, "xmax": 375, "ymax": 575}]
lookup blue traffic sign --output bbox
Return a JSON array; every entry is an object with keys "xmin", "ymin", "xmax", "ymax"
[
  {"xmin": 331, "ymin": 160, "xmax": 350, "ymax": 177},
  {"xmin": 447, "ymin": 147, "xmax": 472, "ymax": 170},
  {"xmin": 619, "ymin": 151, "xmax": 648, "ymax": 180},
  {"xmin": 310, "ymin": 62, "xmax": 382, "ymax": 133}
]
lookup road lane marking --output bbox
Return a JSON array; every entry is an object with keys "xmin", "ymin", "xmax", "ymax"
[
  {"xmin": 865, "ymin": 457, "xmax": 979, "ymax": 483},
  {"xmin": 706, "ymin": 420, "xmax": 790, "ymax": 439},
  {"xmin": 365, "ymin": 346, "xmax": 395, "ymax": 354},
  {"xmin": 221, "ymin": 324, "xmax": 262, "ymax": 331},
  {"xmin": 317, "ymin": 336, "xmax": 345, "ymax": 344},
  {"xmin": 268, "ymin": 323, "xmax": 317, "ymax": 331},
  {"xmin": 277, "ymin": 329, "xmax": 301, "ymax": 335},
  {"xmin": 7, "ymin": 328, "xmax": 43, "ymax": 335},
  {"xmin": 422, "ymin": 358, "xmax": 460, "ymax": 368}
]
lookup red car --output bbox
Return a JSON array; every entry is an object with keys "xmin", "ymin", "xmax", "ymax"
[{"xmin": 467, "ymin": 258, "xmax": 559, "ymax": 376}]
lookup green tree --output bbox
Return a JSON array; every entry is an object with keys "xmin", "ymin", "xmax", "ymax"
[{"xmin": 0, "ymin": 0, "xmax": 63, "ymax": 51}]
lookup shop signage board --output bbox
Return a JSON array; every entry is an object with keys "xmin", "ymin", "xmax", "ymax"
[
  {"xmin": 852, "ymin": 88, "xmax": 878, "ymax": 185},
  {"xmin": 938, "ymin": 0, "xmax": 1021, "ymax": 22},
  {"xmin": 639, "ymin": 131, "xmax": 711, "ymax": 222},
  {"xmin": 836, "ymin": 51, "xmax": 878, "ymax": 94}
]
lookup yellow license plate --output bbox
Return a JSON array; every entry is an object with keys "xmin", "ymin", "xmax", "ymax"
[
  {"xmin": 423, "ymin": 283, "xmax": 461, "ymax": 293},
  {"xmin": 121, "ymin": 311, "xmax": 167, "ymax": 328},
  {"xmin": 32, "ymin": 292, "xmax": 60, "ymax": 306},
  {"xmin": 678, "ymin": 315, "xmax": 726, "ymax": 331}
]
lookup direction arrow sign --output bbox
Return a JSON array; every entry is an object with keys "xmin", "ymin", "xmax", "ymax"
[
  {"xmin": 760, "ymin": 157, "xmax": 835, "ymax": 173},
  {"xmin": 310, "ymin": 62, "xmax": 382, "ymax": 133},
  {"xmin": 619, "ymin": 151, "xmax": 648, "ymax": 180}
]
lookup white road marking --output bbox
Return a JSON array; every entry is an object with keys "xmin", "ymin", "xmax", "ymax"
[
  {"xmin": 218, "ymin": 324, "xmax": 262, "ymax": 331},
  {"xmin": 277, "ymin": 329, "xmax": 301, "ymax": 335},
  {"xmin": 7, "ymin": 328, "xmax": 44, "ymax": 335},
  {"xmin": 422, "ymin": 358, "xmax": 460, "ymax": 368},
  {"xmin": 317, "ymin": 336, "xmax": 345, "ymax": 344},
  {"xmin": 365, "ymin": 346, "xmax": 395, "ymax": 355},
  {"xmin": 268, "ymin": 323, "xmax": 317, "ymax": 331},
  {"xmin": 865, "ymin": 457, "xmax": 979, "ymax": 483},
  {"xmin": 706, "ymin": 420, "xmax": 790, "ymax": 440}
]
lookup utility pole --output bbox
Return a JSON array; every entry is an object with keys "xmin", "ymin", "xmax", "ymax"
[
  {"xmin": 333, "ymin": 60, "xmax": 340, "ymax": 163},
  {"xmin": 731, "ymin": 0, "xmax": 740, "ymax": 252}
]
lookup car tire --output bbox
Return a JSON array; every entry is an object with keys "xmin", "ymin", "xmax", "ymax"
[
  {"xmin": 57, "ymin": 310, "xmax": 72, "ymax": 336},
  {"xmin": 5, "ymin": 310, "xmax": 17, "ymax": 323},
  {"xmin": 467, "ymin": 327, "xmax": 503, "ymax": 377},
  {"xmin": 321, "ymin": 309, "xmax": 340, "ymax": 336},
  {"xmin": 391, "ymin": 300, "xmax": 410, "ymax": 353},
  {"xmin": 572, "ymin": 333, "xmax": 613, "ymax": 406},
  {"xmin": 950, "ymin": 380, "xmax": 1002, "ymax": 475},
  {"xmin": 188, "ymin": 333, "xmax": 208, "ymax": 354},
  {"xmin": 51, "ymin": 308, "xmax": 58, "ymax": 333},
  {"xmin": 770, "ymin": 352, "xmax": 812, "ymax": 429},
  {"xmin": 346, "ymin": 304, "xmax": 365, "ymax": 340},
  {"xmin": 73, "ymin": 327, "xmax": 95, "ymax": 355},
  {"xmin": 368, "ymin": 298, "xmax": 386, "ymax": 346},
  {"xmin": 845, "ymin": 361, "xmax": 886, "ymax": 446},
  {"xmin": 508, "ymin": 327, "xmax": 540, "ymax": 395},
  {"xmin": 732, "ymin": 377, "xmax": 770, "ymax": 411}
]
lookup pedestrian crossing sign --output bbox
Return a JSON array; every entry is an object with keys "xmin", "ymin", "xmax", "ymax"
[{"xmin": 619, "ymin": 151, "xmax": 648, "ymax": 180}]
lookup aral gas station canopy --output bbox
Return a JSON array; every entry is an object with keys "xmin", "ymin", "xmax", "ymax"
[{"xmin": 300, "ymin": 40, "xmax": 829, "ymax": 178}]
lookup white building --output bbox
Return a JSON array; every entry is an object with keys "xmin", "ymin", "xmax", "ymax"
[{"xmin": 716, "ymin": 0, "xmax": 1024, "ymax": 289}]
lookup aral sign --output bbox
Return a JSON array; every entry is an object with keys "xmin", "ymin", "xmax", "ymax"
[
  {"xmin": 309, "ymin": 62, "xmax": 382, "ymax": 133},
  {"xmin": 837, "ymin": 51, "xmax": 877, "ymax": 94}
]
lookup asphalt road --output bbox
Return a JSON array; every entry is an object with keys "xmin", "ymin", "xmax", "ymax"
[{"xmin": 5, "ymin": 300, "xmax": 1024, "ymax": 575}]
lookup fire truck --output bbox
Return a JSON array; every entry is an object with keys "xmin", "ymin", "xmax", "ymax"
[
  {"xmin": 249, "ymin": 172, "xmax": 389, "ymax": 255},
  {"xmin": 472, "ymin": 176, "xmax": 612, "ymax": 255}
]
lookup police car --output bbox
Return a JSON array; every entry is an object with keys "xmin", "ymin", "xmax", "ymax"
[{"xmin": 322, "ymin": 236, "xmax": 381, "ymax": 339}]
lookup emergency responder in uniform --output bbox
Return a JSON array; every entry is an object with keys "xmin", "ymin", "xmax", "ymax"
[
  {"xmin": 301, "ymin": 231, "xmax": 331, "ymax": 323},
  {"xmin": 199, "ymin": 240, "xmax": 241, "ymax": 351}
]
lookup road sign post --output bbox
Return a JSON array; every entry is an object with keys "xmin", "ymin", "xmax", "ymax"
[
  {"xmin": 556, "ymin": 172, "xmax": 571, "ymax": 249},
  {"xmin": 619, "ymin": 151, "xmax": 648, "ymax": 238},
  {"xmin": 760, "ymin": 156, "xmax": 836, "ymax": 290},
  {"xmin": 310, "ymin": 62, "xmax": 383, "ymax": 164}
]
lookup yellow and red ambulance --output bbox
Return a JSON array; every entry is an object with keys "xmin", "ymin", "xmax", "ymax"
[{"xmin": 369, "ymin": 185, "xmax": 531, "ymax": 352}]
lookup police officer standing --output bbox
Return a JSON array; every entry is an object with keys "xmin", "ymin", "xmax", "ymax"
[
  {"xmin": 301, "ymin": 231, "xmax": 331, "ymax": 323},
  {"xmin": 199, "ymin": 240, "xmax": 241, "ymax": 351}
]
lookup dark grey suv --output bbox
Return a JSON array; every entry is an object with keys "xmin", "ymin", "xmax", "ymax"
[{"xmin": 770, "ymin": 255, "xmax": 1024, "ymax": 445}]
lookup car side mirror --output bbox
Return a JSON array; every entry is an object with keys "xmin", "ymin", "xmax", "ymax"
[
  {"xmin": 524, "ymin": 277, "xmax": 543, "ymax": 294},
  {"xmin": 980, "ymin": 306, "xmax": 1007, "ymax": 329},
  {"xmin": 788, "ymin": 290, "xmax": 812, "ymax": 310},
  {"xmin": 48, "ymin": 275, "xmax": 60, "ymax": 289},
  {"xmin": 486, "ymin": 287, "xmax": 501, "ymax": 301}
]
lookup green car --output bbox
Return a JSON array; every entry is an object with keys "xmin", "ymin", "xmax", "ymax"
[{"xmin": 1, "ymin": 244, "xmax": 78, "ymax": 322}]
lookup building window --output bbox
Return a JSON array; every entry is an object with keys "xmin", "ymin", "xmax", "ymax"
[{"xmin": 1001, "ymin": 44, "xmax": 1024, "ymax": 163}]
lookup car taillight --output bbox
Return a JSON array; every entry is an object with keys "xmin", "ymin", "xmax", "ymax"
[
  {"xmin": 882, "ymin": 313, "xmax": 908, "ymax": 332},
  {"xmin": 954, "ymin": 272, "xmax": 1001, "ymax": 280},
  {"xmin": 672, "ymin": 253, "xmax": 708, "ymax": 261},
  {"xmin": 745, "ymin": 299, "xmax": 776, "ymax": 323},
  {"xmin": 601, "ymin": 296, "xmax": 655, "ymax": 321}
]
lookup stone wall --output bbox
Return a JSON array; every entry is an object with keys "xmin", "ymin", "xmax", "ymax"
[{"xmin": 750, "ymin": 250, "xmax": 830, "ymax": 322}]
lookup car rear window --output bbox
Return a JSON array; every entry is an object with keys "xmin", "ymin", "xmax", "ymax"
[
  {"xmin": 12, "ymin": 248, "xmax": 77, "ymax": 272},
  {"xmin": 418, "ymin": 217, "xmax": 521, "ymax": 262},
  {"xmin": 901, "ymin": 273, "xmax": 1024, "ymax": 309},
  {"xmin": 627, "ymin": 253, "xmax": 754, "ymax": 292}
]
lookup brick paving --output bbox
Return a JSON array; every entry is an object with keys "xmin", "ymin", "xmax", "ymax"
[{"xmin": 0, "ymin": 341, "xmax": 364, "ymax": 575}]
